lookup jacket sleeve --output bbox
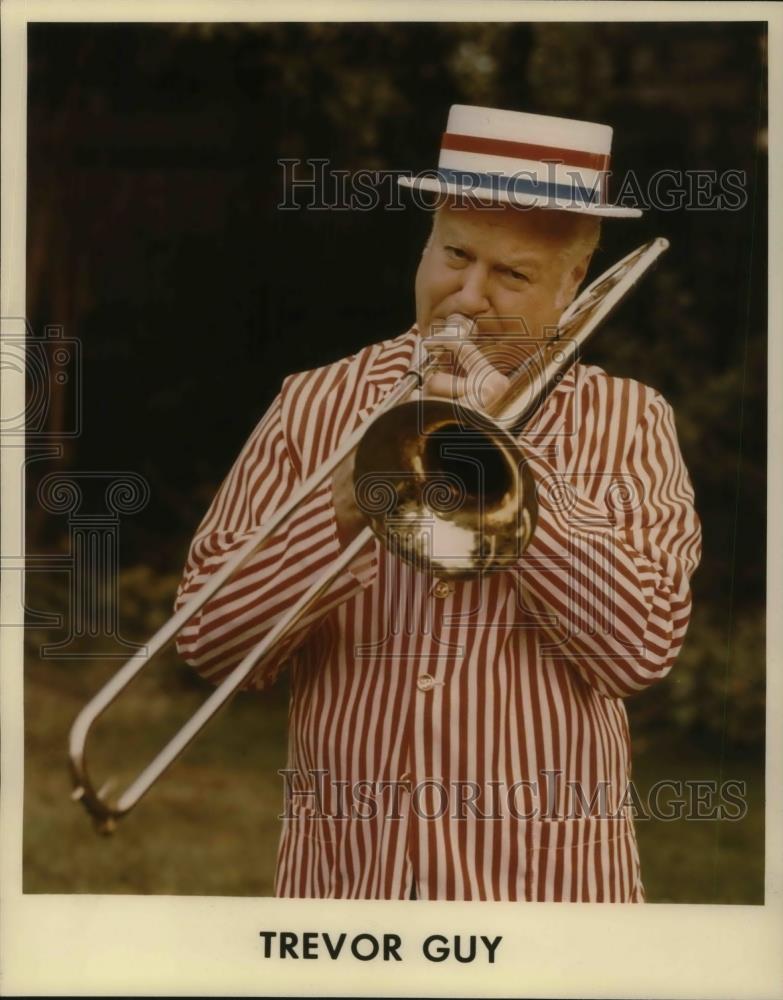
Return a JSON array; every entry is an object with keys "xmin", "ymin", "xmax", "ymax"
[
  {"xmin": 173, "ymin": 388, "xmax": 377, "ymax": 691},
  {"xmin": 516, "ymin": 387, "xmax": 702, "ymax": 698}
]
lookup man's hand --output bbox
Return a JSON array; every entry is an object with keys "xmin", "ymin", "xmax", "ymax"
[
  {"xmin": 423, "ymin": 334, "xmax": 510, "ymax": 414},
  {"xmin": 331, "ymin": 450, "xmax": 367, "ymax": 547}
]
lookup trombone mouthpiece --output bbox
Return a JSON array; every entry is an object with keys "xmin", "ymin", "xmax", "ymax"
[{"xmin": 432, "ymin": 314, "xmax": 473, "ymax": 340}]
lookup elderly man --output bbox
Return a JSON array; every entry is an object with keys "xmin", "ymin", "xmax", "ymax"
[{"xmin": 175, "ymin": 106, "xmax": 701, "ymax": 902}]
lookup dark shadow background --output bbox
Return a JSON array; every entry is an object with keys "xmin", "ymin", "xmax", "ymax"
[{"xmin": 23, "ymin": 21, "xmax": 767, "ymax": 900}]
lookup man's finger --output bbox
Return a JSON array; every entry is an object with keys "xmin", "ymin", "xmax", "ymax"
[
  {"xmin": 454, "ymin": 343, "xmax": 510, "ymax": 410},
  {"xmin": 423, "ymin": 370, "xmax": 509, "ymax": 412},
  {"xmin": 423, "ymin": 372, "xmax": 467, "ymax": 399}
]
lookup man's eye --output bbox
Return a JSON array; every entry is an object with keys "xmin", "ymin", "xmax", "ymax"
[
  {"xmin": 508, "ymin": 269, "xmax": 529, "ymax": 283},
  {"xmin": 445, "ymin": 245, "xmax": 468, "ymax": 261}
]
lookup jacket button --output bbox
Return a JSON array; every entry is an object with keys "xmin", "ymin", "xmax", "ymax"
[
  {"xmin": 432, "ymin": 580, "xmax": 453, "ymax": 599},
  {"xmin": 417, "ymin": 674, "xmax": 435, "ymax": 692}
]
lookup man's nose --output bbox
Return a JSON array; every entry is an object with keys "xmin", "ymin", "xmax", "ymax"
[{"xmin": 453, "ymin": 264, "xmax": 491, "ymax": 316}]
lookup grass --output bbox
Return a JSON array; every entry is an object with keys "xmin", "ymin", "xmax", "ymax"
[
  {"xmin": 23, "ymin": 653, "xmax": 764, "ymax": 902},
  {"xmin": 24, "ymin": 649, "xmax": 290, "ymax": 895},
  {"xmin": 21, "ymin": 568, "xmax": 764, "ymax": 901},
  {"xmin": 629, "ymin": 733, "xmax": 765, "ymax": 904}
]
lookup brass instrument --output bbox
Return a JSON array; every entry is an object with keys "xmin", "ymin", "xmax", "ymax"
[{"xmin": 68, "ymin": 237, "xmax": 669, "ymax": 833}]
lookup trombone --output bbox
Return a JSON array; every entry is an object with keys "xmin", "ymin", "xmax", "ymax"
[{"xmin": 69, "ymin": 237, "xmax": 669, "ymax": 833}]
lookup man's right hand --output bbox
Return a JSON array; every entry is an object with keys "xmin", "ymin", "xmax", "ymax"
[
  {"xmin": 422, "ymin": 337, "xmax": 510, "ymax": 414},
  {"xmin": 331, "ymin": 450, "xmax": 366, "ymax": 547}
]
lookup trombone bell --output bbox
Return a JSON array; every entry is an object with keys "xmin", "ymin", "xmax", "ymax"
[{"xmin": 353, "ymin": 399, "xmax": 538, "ymax": 579}]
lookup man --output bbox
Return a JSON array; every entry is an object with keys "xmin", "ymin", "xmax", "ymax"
[{"xmin": 175, "ymin": 106, "xmax": 701, "ymax": 901}]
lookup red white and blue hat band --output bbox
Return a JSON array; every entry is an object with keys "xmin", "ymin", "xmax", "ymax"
[
  {"xmin": 441, "ymin": 131, "xmax": 611, "ymax": 172},
  {"xmin": 399, "ymin": 105, "xmax": 642, "ymax": 218}
]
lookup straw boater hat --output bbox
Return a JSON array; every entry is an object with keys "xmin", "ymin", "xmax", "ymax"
[{"xmin": 399, "ymin": 104, "xmax": 642, "ymax": 219}]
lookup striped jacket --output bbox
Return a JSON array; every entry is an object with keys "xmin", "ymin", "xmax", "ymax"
[{"xmin": 175, "ymin": 328, "xmax": 702, "ymax": 901}]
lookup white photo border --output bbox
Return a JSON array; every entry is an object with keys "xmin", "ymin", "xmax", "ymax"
[{"xmin": 1, "ymin": 1, "xmax": 781, "ymax": 997}]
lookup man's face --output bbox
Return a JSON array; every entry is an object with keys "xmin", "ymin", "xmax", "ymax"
[{"xmin": 414, "ymin": 202, "xmax": 593, "ymax": 369}]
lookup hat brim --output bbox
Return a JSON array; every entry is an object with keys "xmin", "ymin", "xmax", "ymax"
[{"xmin": 398, "ymin": 176, "xmax": 642, "ymax": 219}]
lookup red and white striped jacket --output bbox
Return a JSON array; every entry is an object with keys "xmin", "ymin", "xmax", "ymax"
[{"xmin": 175, "ymin": 327, "xmax": 701, "ymax": 901}]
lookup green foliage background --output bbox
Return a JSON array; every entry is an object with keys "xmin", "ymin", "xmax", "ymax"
[{"xmin": 24, "ymin": 21, "xmax": 766, "ymax": 900}]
